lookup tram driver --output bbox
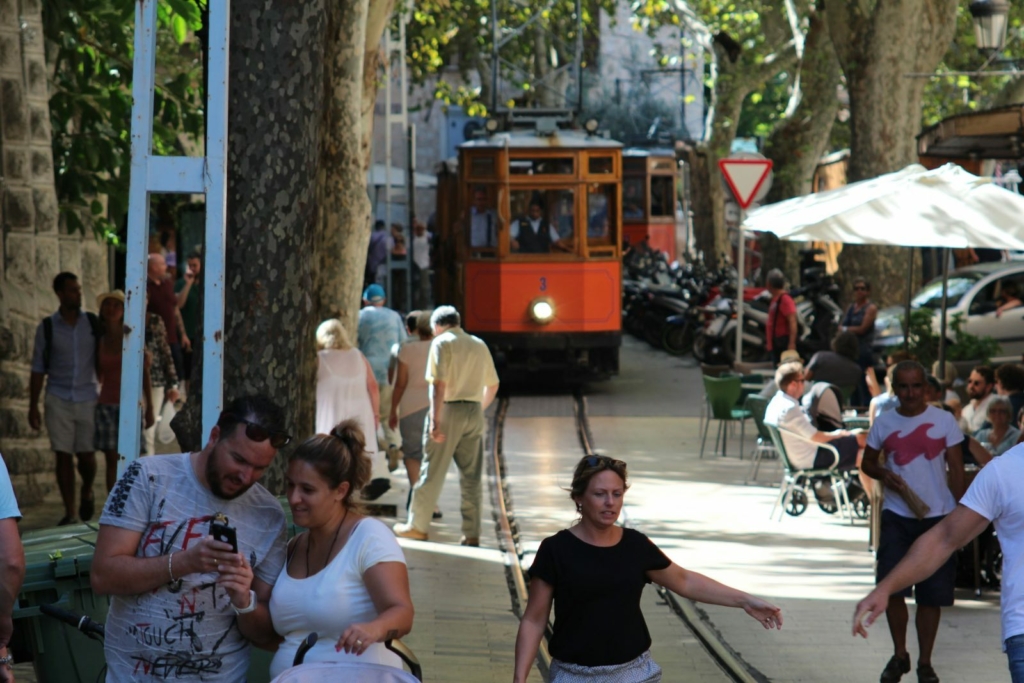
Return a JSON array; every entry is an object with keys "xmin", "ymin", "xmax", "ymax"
[
  {"xmin": 468, "ymin": 187, "xmax": 498, "ymax": 248},
  {"xmin": 511, "ymin": 196, "xmax": 572, "ymax": 253}
]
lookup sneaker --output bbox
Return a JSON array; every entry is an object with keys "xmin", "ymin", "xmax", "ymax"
[
  {"xmin": 386, "ymin": 445, "xmax": 402, "ymax": 473},
  {"xmin": 392, "ymin": 523, "xmax": 428, "ymax": 541},
  {"xmin": 917, "ymin": 664, "xmax": 939, "ymax": 683},
  {"xmin": 881, "ymin": 654, "xmax": 911, "ymax": 683}
]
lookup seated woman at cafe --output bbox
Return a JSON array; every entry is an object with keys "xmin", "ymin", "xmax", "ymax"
[{"xmin": 967, "ymin": 395, "xmax": 1020, "ymax": 466}]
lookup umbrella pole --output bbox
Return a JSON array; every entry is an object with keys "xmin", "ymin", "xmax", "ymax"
[
  {"xmin": 938, "ymin": 247, "xmax": 949, "ymax": 381},
  {"xmin": 903, "ymin": 249, "xmax": 915, "ymax": 351}
]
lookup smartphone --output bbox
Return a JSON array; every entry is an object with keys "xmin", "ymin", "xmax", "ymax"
[{"xmin": 209, "ymin": 514, "xmax": 238, "ymax": 553}]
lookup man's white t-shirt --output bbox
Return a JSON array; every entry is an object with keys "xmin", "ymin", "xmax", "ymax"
[
  {"xmin": 867, "ymin": 405, "xmax": 963, "ymax": 519},
  {"xmin": 961, "ymin": 392, "xmax": 995, "ymax": 434},
  {"xmin": 960, "ymin": 446, "xmax": 1024, "ymax": 648},
  {"xmin": 764, "ymin": 391, "xmax": 819, "ymax": 469}
]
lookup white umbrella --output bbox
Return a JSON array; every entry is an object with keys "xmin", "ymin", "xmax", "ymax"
[
  {"xmin": 743, "ymin": 163, "xmax": 1024, "ymax": 250},
  {"xmin": 741, "ymin": 162, "xmax": 1024, "ymax": 377}
]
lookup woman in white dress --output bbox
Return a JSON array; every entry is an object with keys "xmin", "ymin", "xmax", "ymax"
[
  {"xmin": 261, "ymin": 420, "xmax": 414, "ymax": 678},
  {"xmin": 316, "ymin": 319, "xmax": 379, "ymax": 439}
]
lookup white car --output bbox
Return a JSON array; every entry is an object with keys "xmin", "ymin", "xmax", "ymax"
[{"xmin": 873, "ymin": 262, "xmax": 1024, "ymax": 365}]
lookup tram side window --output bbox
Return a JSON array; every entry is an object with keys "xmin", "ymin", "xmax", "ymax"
[
  {"xmin": 466, "ymin": 185, "xmax": 498, "ymax": 250},
  {"xmin": 509, "ymin": 189, "xmax": 575, "ymax": 254},
  {"xmin": 623, "ymin": 177, "xmax": 645, "ymax": 221},
  {"xmin": 650, "ymin": 176, "xmax": 676, "ymax": 218},
  {"xmin": 587, "ymin": 184, "xmax": 616, "ymax": 248}
]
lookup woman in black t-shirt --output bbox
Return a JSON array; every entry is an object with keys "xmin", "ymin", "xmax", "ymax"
[{"xmin": 513, "ymin": 455, "xmax": 782, "ymax": 683}]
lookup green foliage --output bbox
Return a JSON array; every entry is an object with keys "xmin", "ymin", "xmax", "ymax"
[
  {"xmin": 582, "ymin": 83, "xmax": 681, "ymax": 143},
  {"xmin": 947, "ymin": 313, "xmax": 1001, "ymax": 363},
  {"xmin": 921, "ymin": 3, "xmax": 1024, "ymax": 127},
  {"xmin": 42, "ymin": 0, "xmax": 205, "ymax": 243},
  {"xmin": 901, "ymin": 310, "xmax": 1001, "ymax": 367},
  {"xmin": 405, "ymin": 0, "xmax": 616, "ymax": 112}
]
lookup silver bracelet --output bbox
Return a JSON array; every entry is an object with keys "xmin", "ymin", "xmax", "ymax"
[
  {"xmin": 167, "ymin": 551, "xmax": 177, "ymax": 583},
  {"xmin": 0, "ymin": 654, "xmax": 13, "ymax": 667}
]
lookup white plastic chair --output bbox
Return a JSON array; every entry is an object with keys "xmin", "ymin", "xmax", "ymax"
[{"xmin": 766, "ymin": 424, "xmax": 855, "ymax": 524}]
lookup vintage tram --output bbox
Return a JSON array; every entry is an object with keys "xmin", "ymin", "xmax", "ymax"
[
  {"xmin": 434, "ymin": 127, "xmax": 622, "ymax": 376},
  {"xmin": 621, "ymin": 147, "xmax": 681, "ymax": 261}
]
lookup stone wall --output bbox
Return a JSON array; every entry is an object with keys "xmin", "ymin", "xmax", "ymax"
[{"xmin": 0, "ymin": 0, "xmax": 108, "ymax": 506}]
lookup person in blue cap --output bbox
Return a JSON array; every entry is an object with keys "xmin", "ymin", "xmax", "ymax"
[{"xmin": 358, "ymin": 284, "xmax": 407, "ymax": 466}]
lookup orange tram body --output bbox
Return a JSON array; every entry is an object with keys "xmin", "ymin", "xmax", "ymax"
[
  {"xmin": 621, "ymin": 148, "xmax": 679, "ymax": 262},
  {"xmin": 434, "ymin": 129, "xmax": 623, "ymax": 377}
]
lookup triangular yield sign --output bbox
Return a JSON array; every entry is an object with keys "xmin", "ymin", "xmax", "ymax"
[{"xmin": 718, "ymin": 159, "xmax": 773, "ymax": 209}]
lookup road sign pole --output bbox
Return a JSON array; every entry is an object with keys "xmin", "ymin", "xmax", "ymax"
[
  {"xmin": 736, "ymin": 211, "xmax": 745, "ymax": 365},
  {"xmin": 717, "ymin": 155, "xmax": 773, "ymax": 370}
]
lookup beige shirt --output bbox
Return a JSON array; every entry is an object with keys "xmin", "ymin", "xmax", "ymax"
[
  {"xmin": 396, "ymin": 339, "xmax": 432, "ymax": 415},
  {"xmin": 425, "ymin": 327, "xmax": 499, "ymax": 402}
]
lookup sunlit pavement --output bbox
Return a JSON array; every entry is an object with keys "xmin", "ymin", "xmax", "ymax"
[{"xmin": 486, "ymin": 336, "xmax": 1009, "ymax": 682}]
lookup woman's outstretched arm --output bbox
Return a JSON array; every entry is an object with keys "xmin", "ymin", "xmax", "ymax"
[{"xmin": 648, "ymin": 563, "xmax": 782, "ymax": 630}]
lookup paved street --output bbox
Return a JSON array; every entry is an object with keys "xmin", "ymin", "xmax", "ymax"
[{"xmin": 13, "ymin": 336, "xmax": 1011, "ymax": 682}]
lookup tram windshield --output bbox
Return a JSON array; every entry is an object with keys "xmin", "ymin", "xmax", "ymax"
[
  {"xmin": 623, "ymin": 177, "xmax": 645, "ymax": 221},
  {"xmin": 509, "ymin": 189, "xmax": 575, "ymax": 254},
  {"xmin": 586, "ymin": 184, "xmax": 616, "ymax": 247},
  {"xmin": 650, "ymin": 176, "xmax": 675, "ymax": 218}
]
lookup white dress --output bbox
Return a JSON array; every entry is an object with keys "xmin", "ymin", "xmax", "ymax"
[
  {"xmin": 316, "ymin": 348, "xmax": 377, "ymax": 440},
  {"xmin": 268, "ymin": 518, "xmax": 407, "ymax": 678}
]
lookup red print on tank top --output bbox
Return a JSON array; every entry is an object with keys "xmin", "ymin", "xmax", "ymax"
[{"xmin": 883, "ymin": 423, "xmax": 946, "ymax": 466}]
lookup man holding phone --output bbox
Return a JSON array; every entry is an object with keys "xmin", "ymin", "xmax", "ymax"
[{"xmin": 91, "ymin": 395, "xmax": 290, "ymax": 682}]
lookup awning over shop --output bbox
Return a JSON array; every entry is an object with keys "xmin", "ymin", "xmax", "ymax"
[{"xmin": 917, "ymin": 103, "xmax": 1024, "ymax": 160}]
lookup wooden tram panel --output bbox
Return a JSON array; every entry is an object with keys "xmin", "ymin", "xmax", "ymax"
[
  {"xmin": 621, "ymin": 148, "xmax": 679, "ymax": 261},
  {"xmin": 434, "ymin": 129, "xmax": 623, "ymax": 375}
]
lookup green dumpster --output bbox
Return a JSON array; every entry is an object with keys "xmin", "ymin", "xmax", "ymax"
[
  {"xmin": 13, "ymin": 523, "xmax": 109, "ymax": 683},
  {"xmin": 12, "ymin": 503, "xmax": 302, "ymax": 683}
]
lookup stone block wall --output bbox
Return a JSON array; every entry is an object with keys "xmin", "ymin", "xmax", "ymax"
[{"xmin": 0, "ymin": 0, "xmax": 108, "ymax": 506}]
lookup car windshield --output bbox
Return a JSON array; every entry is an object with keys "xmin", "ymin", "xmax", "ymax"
[{"xmin": 911, "ymin": 275, "xmax": 981, "ymax": 310}]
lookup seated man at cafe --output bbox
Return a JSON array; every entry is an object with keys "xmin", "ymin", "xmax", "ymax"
[{"xmin": 764, "ymin": 361, "xmax": 866, "ymax": 473}]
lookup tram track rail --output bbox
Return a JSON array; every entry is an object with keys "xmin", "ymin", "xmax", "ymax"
[{"xmin": 489, "ymin": 389, "xmax": 769, "ymax": 683}]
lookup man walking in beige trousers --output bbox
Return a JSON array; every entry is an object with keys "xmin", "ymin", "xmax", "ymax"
[{"xmin": 393, "ymin": 305, "xmax": 499, "ymax": 546}]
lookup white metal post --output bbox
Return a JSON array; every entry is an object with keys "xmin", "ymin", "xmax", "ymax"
[
  {"xmin": 736, "ymin": 221, "xmax": 745, "ymax": 364},
  {"xmin": 119, "ymin": 0, "xmax": 231, "ymax": 471}
]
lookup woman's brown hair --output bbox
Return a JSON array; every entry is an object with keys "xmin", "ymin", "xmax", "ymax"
[
  {"xmin": 289, "ymin": 419, "xmax": 372, "ymax": 504},
  {"xmin": 569, "ymin": 455, "xmax": 629, "ymax": 504}
]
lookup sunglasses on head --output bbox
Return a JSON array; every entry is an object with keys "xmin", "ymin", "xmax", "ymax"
[
  {"xmin": 582, "ymin": 455, "xmax": 625, "ymax": 470},
  {"xmin": 223, "ymin": 413, "xmax": 292, "ymax": 448}
]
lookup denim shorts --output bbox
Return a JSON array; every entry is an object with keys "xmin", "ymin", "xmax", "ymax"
[
  {"xmin": 1006, "ymin": 633, "xmax": 1024, "ymax": 683},
  {"xmin": 550, "ymin": 650, "xmax": 661, "ymax": 683},
  {"xmin": 877, "ymin": 510, "xmax": 955, "ymax": 606}
]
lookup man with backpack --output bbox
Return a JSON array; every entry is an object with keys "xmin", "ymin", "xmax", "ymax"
[{"xmin": 29, "ymin": 272, "xmax": 101, "ymax": 525}]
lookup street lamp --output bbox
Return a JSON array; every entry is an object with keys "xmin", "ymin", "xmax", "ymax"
[{"xmin": 969, "ymin": 0, "xmax": 1010, "ymax": 53}]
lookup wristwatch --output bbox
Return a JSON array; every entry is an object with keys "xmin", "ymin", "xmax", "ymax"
[
  {"xmin": 0, "ymin": 654, "xmax": 13, "ymax": 666},
  {"xmin": 231, "ymin": 589, "xmax": 257, "ymax": 615}
]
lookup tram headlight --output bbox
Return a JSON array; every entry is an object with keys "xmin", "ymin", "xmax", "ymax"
[
  {"xmin": 584, "ymin": 118, "xmax": 600, "ymax": 135},
  {"xmin": 485, "ymin": 118, "xmax": 500, "ymax": 134},
  {"xmin": 529, "ymin": 297, "xmax": 556, "ymax": 324}
]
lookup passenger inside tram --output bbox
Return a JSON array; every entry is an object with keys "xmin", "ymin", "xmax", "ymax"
[
  {"xmin": 468, "ymin": 186, "xmax": 497, "ymax": 248},
  {"xmin": 511, "ymin": 194, "xmax": 572, "ymax": 253},
  {"xmin": 623, "ymin": 179, "xmax": 644, "ymax": 219}
]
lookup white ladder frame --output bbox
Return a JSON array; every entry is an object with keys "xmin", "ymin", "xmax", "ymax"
[{"xmin": 117, "ymin": 0, "xmax": 230, "ymax": 472}]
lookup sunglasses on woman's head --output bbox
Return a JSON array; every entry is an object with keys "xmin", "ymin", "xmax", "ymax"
[
  {"xmin": 582, "ymin": 455, "xmax": 625, "ymax": 470},
  {"xmin": 223, "ymin": 413, "xmax": 292, "ymax": 448}
]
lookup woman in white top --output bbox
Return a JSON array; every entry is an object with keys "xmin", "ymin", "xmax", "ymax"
[
  {"xmin": 259, "ymin": 420, "xmax": 414, "ymax": 678},
  {"xmin": 315, "ymin": 318, "xmax": 379, "ymax": 440}
]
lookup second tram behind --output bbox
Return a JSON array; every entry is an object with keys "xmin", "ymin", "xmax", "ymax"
[{"xmin": 434, "ymin": 128, "xmax": 622, "ymax": 377}]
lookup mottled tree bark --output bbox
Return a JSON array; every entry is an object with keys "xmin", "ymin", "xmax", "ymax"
[
  {"xmin": 761, "ymin": 3, "xmax": 841, "ymax": 284},
  {"xmin": 175, "ymin": 0, "xmax": 325, "ymax": 495},
  {"xmin": 316, "ymin": 0, "xmax": 373, "ymax": 335},
  {"xmin": 826, "ymin": 0, "xmax": 957, "ymax": 307}
]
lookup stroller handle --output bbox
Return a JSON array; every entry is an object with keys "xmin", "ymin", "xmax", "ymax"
[
  {"xmin": 291, "ymin": 633, "xmax": 423, "ymax": 681},
  {"xmin": 385, "ymin": 639, "xmax": 422, "ymax": 680},
  {"xmin": 39, "ymin": 603, "xmax": 105, "ymax": 639}
]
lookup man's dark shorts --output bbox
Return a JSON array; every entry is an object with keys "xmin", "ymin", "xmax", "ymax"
[
  {"xmin": 877, "ymin": 509, "xmax": 955, "ymax": 606},
  {"xmin": 812, "ymin": 434, "xmax": 860, "ymax": 470}
]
